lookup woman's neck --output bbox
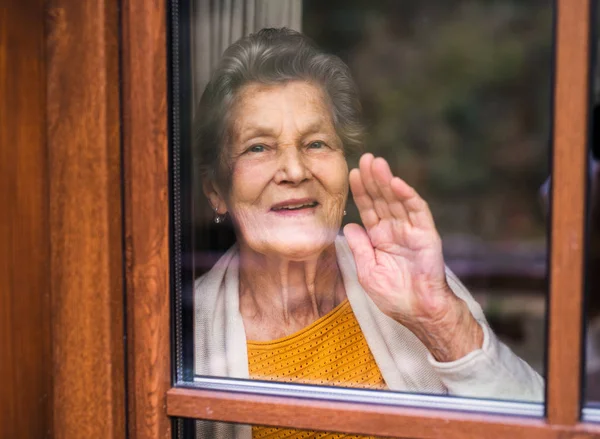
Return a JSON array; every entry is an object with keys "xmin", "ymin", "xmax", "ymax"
[{"xmin": 238, "ymin": 243, "xmax": 345, "ymax": 339}]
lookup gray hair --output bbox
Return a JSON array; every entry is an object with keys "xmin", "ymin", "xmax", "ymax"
[{"xmin": 194, "ymin": 27, "xmax": 364, "ymax": 185}]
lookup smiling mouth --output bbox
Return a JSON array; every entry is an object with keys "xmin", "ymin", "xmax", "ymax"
[{"xmin": 271, "ymin": 201, "xmax": 319, "ymax": 211}]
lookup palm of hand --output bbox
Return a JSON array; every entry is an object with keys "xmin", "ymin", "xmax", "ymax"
[{"xmin": 344, "ymin": 154, "xmax": 453, "ymax": 328}]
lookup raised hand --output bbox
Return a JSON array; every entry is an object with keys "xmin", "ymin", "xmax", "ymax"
[{"xmin": 343, "ymin": 154, "xmax": 482, "ymax": 362}]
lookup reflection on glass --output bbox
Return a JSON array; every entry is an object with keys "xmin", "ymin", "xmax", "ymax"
[{"xmin": 176, "ymin": 0, "xmax": 553, "ymax": 409}]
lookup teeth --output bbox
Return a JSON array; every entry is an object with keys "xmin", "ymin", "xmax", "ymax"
[{"xmin": 275, "ymin": 202, "xmax": 318, "ymax": 211}]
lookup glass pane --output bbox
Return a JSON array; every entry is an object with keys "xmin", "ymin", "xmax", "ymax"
[{"xmin": 171, "ymin": 0, "xmax": 553, "ymax": 408}]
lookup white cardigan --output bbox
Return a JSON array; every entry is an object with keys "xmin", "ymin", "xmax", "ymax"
[{"xmin": 194, "ymin": 236, "xmax": 544, "ymax": 438}]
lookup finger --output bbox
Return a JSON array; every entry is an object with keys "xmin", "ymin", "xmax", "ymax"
[
  {"xmin": 349, "ymin": 168, "xmax": 380, "ymax": 229},
  {"xmin": 389, "ymin": 177, "xmax": 436, "ymax": 230},
  {"xmin": 359, "ymin": 153, "xmax": 392, "ymax": 219},
  {"xmin": 371, "ymin": 157, "xmax": 410, "ymax": 221},
  {"xmin": 343, "ymin": 223, "xmax": 376, "ymax": 280}
]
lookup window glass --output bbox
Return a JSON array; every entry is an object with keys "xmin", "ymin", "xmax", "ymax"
[{"xmin": 171, "ymin": 0, "xmax": 553, "ymax": 410}]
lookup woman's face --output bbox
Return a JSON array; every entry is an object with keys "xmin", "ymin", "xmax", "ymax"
[{"xmin": 212, "ymin": 81, "xmax": 349, "ymax": 260}]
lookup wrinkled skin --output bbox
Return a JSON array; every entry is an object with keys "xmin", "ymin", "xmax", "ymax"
[{"xmin": 204, "ymin": 81, "xmax": 482, "ymax": 360}]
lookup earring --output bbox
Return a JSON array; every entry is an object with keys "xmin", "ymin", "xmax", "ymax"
[
  {"xmin": 343, "ymin": 210, "xmax": 347, "ymax": 216},
  {"xmin": 213, "ymin": 206, "xmax": 224, "ymax": 224}
]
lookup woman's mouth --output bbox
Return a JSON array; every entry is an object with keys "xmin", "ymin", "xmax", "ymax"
[{"xmin": 270, "ymin": 199, "xmax": 319, "ymax": 214}]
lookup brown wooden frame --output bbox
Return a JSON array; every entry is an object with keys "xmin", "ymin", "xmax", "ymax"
[
  {"xmin": 3, "ymin": 1, "xmax": 128, "ymax": 437},
  {"xmin": 121, "ymin": 0, "xmax": 171, "ymax": 438},
  {"xmin": 47, "ymin": 1, "xmax": 126, "ymax": 438},
  {"xmin": 1, "ymin": 2, "xmax": 52, "ymax": 438},
  {"xmin": 123, "ymin": 0, "xmax": 595, "ymax": 438}
]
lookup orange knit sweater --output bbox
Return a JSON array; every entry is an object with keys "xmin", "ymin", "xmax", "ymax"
[{"xmin": 247, "ymin": 300, "xmax": 386, "ymax": 439}]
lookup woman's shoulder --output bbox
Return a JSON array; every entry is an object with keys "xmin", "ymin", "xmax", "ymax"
[{"xmin": 194, "ymin": 243, "xmax": 240, "ymax": 290}]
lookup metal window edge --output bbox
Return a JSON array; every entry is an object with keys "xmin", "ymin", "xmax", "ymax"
[{"xmin": 186, "ymin": 376, "xmax": 544, "ymax": 418}]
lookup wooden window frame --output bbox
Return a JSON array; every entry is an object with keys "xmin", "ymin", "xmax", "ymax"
[{"xmin": 121, "ymin": 0, "xmax": 594, "ymax": 437}]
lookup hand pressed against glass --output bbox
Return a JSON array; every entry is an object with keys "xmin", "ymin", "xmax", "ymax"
[{"xmin": 344, "ymin": 155, "xmax": 484, "ymax": 362}]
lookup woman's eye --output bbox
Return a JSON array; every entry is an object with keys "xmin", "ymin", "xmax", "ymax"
[
  {"xmin": 248, "ymin": 144, "xmax": 266, "ymax": 153},
  {"xmin": 308, "ymin": 141, "xmax": 325, "ymax": 149}
]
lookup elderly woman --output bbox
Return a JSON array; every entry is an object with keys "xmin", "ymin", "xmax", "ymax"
[{"xmin": 194, "ymin": 27, "xmax": 543, "ymax": 438}]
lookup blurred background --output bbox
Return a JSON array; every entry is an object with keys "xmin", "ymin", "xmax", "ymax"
[{"xmin": 302, "ymin": 0, "xmax": 553, "ymax": 376}]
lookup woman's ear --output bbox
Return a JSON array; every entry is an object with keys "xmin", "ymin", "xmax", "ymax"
[{"xmin": 202, "ymin": 177, "xmax": 227, "ymax": 214}]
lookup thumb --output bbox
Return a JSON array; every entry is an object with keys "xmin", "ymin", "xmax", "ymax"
[{"xmin": 343, "ymin": 223, "xmax": 376, "ymax": 280}]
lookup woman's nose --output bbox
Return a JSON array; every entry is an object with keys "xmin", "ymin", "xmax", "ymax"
[{"xmin": 274, "ymin": 146, "xmax": 311, "ymax": 185}]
